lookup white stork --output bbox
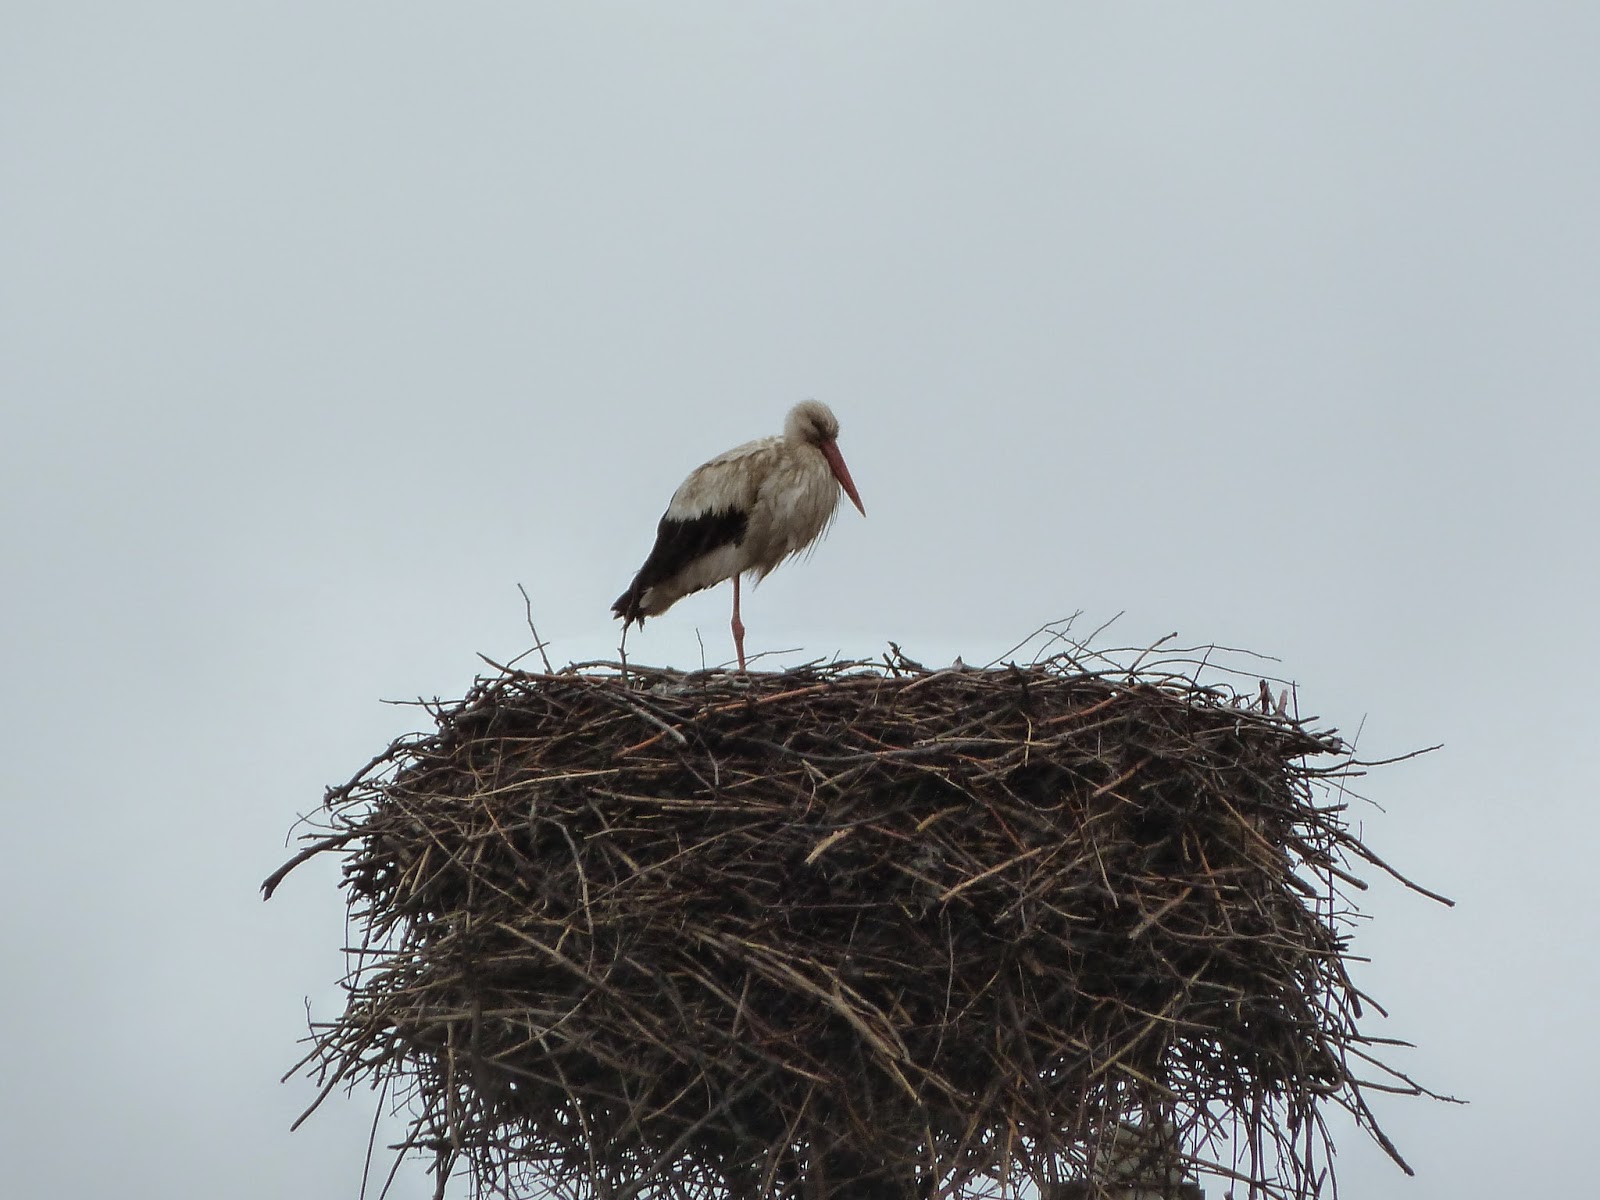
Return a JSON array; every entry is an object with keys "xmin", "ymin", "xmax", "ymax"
[{"xmin": 612, "ymin": 400, "xmax": 866, "ymax": 670}]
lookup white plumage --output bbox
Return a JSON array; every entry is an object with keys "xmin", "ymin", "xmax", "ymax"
[{"xmin": 613, "ymin": 400, "xmax": 866, "ymax": 669}]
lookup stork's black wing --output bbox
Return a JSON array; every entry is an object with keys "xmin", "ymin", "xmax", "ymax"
[{"xmin": 611, "ymin": 507, "xmax": 749, "ymax": 626}]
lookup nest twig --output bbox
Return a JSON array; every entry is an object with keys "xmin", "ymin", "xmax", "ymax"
[{"xmin": 268, "ymin": 641, "xmax": 1449, "ymax": 1200}]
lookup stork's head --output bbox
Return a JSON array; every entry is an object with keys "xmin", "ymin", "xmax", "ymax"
[
  {"xmin": 784, "ymin": 400, "xmax": 865, "ymax": 517},
  {"xmin": 784, "ymin": 399, "xmax": 841, "ymax": 446}
]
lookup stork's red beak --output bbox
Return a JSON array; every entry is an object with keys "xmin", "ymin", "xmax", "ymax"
[{"xmin": 820, "ymin": 440, "xmax": 866, "ymax": 517}]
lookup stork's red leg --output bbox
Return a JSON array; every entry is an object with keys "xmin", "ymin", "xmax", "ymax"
[{"xmin": 731, "ymin": 574, "xmax": 747, "ymax": 671}]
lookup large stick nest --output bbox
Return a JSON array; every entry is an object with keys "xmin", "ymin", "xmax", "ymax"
[{"xmin": 268, "ymin": 643, "xmax": 1446, "ymax": 1200}]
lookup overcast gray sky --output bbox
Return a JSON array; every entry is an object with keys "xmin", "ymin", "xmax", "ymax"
[{"xmin": 4, "ymin": 3, "xmax": 1597, "ymax": 1197}]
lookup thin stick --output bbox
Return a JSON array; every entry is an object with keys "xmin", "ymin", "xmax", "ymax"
[
  {"xmin": 517, "ymin": 583, "xmax": 555, "ymax": 674},
  {"xmin": 261, "ymin": 830, "xmax": 361, "ymax": 899}
]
